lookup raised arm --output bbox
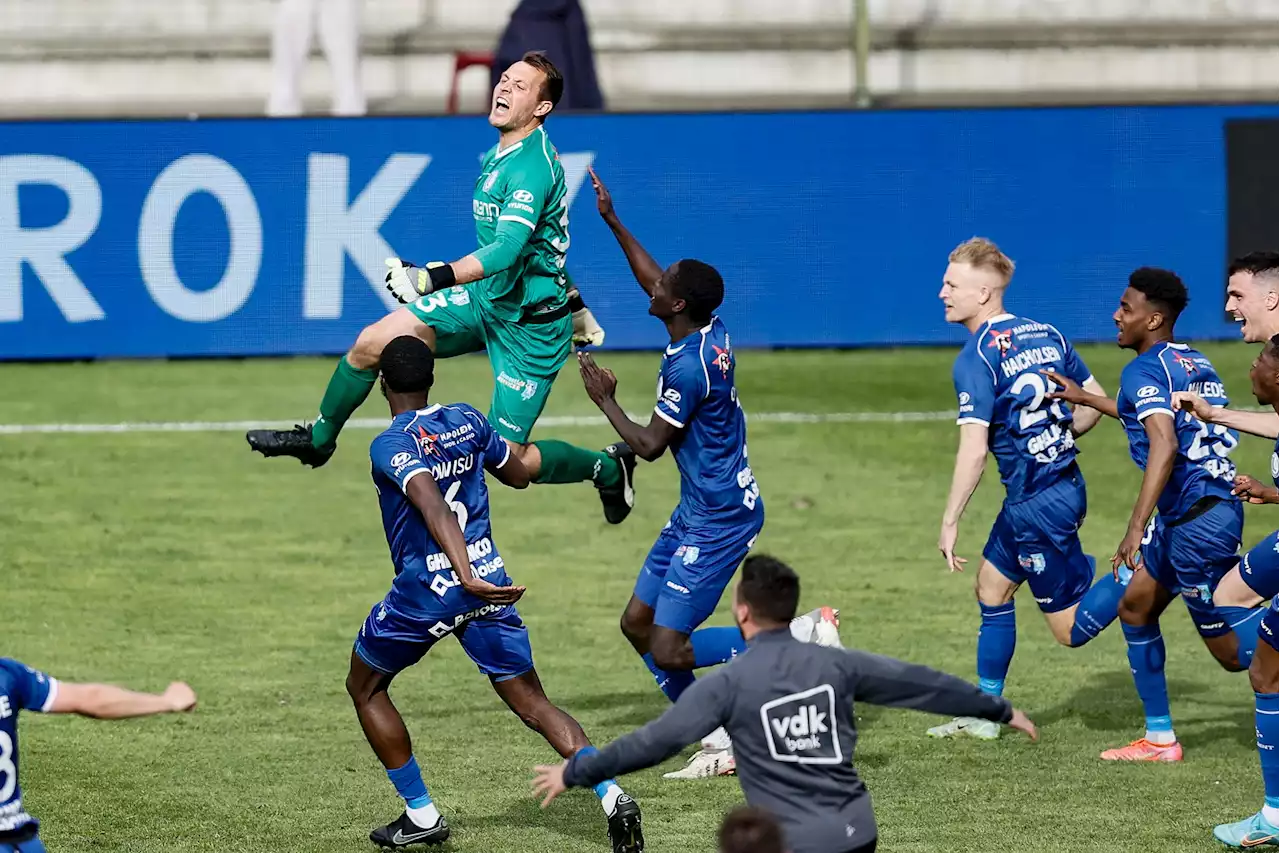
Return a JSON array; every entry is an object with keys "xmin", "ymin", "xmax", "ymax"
[
  {"xmin": 1044, "ymin": 370, "xmax": 1119, "ymax": 420},
  {"xmin": 590, "ymin": 168, "xmax": 664, "ymax": 297},
  {"xmin": 843, "ymin": 649, "xmax": 1027, "ymax": 731},
  {"xmin": 1173, "ymin": 391, "xmax": 1279, "ymax": 439},
  {"xmin": 579, "ymin": 352, "xmax": 679, "ymax": 462},
  {"xmin": 1069, "ymin": 377, "xmax": 1109, "ymax": 436}
]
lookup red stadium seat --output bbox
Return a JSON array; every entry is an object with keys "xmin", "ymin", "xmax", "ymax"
[{"xmin": 448, "ymin": 50, "xmax": 495, "ymax": 114}]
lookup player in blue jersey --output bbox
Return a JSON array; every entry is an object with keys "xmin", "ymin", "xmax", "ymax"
[
  {"xmin": 578, "ymin": 171, "xmax": 840, "ymax": 780},
  {"xmin": 928, "ymin": 238, "xmax": 1125, "ymax": 741},
  {"xmin": 1049, "ymin": 267, "xmax": 1266, "ymax": 763},
  {"xmin": 0, "ymin": 659, "xmax": 195, "ymax": 852},
  {"xmin": 1172, "ymin": 252, "xmax": 1280, "ymax": 845},
  {"xmin": 345, "ymin": 335, "xmax": 643, "ymax": 852}
]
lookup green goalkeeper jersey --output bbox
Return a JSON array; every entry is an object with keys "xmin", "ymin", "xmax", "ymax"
[{"xmin": 471, "ymin": 125, "xmax": 570, "ymax": 322}]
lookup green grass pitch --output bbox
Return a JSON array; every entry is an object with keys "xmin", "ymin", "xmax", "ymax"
[{"xmin": 2, "ymin": 342, "xmax": 1271, "ymax": 853}]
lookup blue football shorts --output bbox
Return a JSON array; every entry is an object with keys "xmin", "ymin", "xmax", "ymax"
[
  {"xmin": 1140, "ymin": 498, "xmax": 1244, "ymax": 638},
  {"xmin": 1242, "ymin": 530, "xmax": 1279, "ymax": 601},
  {"xmin": 634, "ymin": 508, "xmax": 764, "ymax": 636},
  {"xmin": 354, "ymin": 597, "xmax": 534, "ymax": 682},
  {"xmin": 984, "ymin": 469, "xmax": 1094, "ymax": 614}
]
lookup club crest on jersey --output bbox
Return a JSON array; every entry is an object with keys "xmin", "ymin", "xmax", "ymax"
[
  {"xmin": 711, "ymin": 344, "xmax": 732, "ymax": 377},
  {"xmin": 482, "ymin": 171, "xmax": 498, "ymax": 192},
  {"xmin": 986, "ymin": 329, "xmax": 1015, "ymax": 356},
  {"xmin": 415, "ymin": 427, "xmax": 439, "ymax": 456}
]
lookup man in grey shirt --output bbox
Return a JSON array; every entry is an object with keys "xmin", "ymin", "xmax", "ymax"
[{"xmin": 533, "ymin": 555, "xmax": 1038, "ymax": 853}]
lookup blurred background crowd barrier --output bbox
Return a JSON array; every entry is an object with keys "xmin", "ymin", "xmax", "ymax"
[{"xmin": 0, "ymin": 1, "xmax": 1274, "ymax": 360}]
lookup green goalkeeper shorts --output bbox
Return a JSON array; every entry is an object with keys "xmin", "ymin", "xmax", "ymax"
[{"xmin": 406, "ymin": 286, "xmax": 572, "ymax": 443}]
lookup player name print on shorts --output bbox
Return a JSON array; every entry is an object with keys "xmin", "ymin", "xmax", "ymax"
[{"xmin": 760, "ymin": 684, "xmax": 843, "ymax": 764}]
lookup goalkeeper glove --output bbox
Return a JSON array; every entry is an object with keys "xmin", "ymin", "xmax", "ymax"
[
  {"xmin": 384, "ymin": 257, "xmax": 456, "ymax": 304},
  {"xmin": 568, "ymin": 285, "xmax": 606, "ymax": 347}
]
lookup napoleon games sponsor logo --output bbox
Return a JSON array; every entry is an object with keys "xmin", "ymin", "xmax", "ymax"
[
  {"xmin": 760, "ymin": 684, "xmax": 842, "ymax": 764},
  {"xmin": 428, "ymin": 602, "xmax": 507, "ymax": 638}
]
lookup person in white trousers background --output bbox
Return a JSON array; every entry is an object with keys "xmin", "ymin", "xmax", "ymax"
[{"xmin": 268, "ymin": 0, "xmax": 367, "ymax": 116}]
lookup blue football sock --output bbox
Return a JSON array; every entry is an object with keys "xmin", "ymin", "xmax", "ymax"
[
  {"xmin": 1121, "ymin": 621, "xmax": 1172, "ymax": 730},
  {"xmin": 642, "ymin": 652, "xmax": 695, "ymax": 702},
  {"xmin": 1221, "ymin": 606, "xmax": 1266, "ymax": 669},
  {"xmin": 690, "ymin": 627, "xmax": 747, "ymax": 668},
  {"xmin": 386, "ymin": 756, "xmax": 431, "ymax": 809},
  {"xmin": 977, "ymin": 602, "xmax": 1016, "ymax": 696},
  {"xmin": 1258, "ymin": 692, "xmax": 1279, "ymax": 812},
  {"xmin": 574, "ymin": 746, "xmax": 623, "ymax": 801},
  {"xmin": 1069, "ymin": 567, "xmax": 1124, "ymax": 647}
]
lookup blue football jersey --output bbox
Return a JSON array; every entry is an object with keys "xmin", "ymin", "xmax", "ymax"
[
  {"xmin": 1117, "ymin": 342, "xmax": 1239, "ymax": 520},
  {"xmin": 952, "ymin": 314, "xmax": 1092, "ymax": 502},
  {"xmin": 653, "ymin": 317, "xmax": 761, "ymax": 521},
  {"xmin": 0, "ymin": 658, "xmax": 56, "ymax": 836},
  {"xmin": 370, "ymin": 403, "xmax": 514, "ymax": 615}
]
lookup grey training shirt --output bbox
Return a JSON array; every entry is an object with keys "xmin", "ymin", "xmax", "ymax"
[{"xmin": 564, "ymin": 627, "xmax": 1012, "ymax": 853}]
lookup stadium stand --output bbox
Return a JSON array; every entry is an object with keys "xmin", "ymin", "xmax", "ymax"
[{"xmin": 0, "ymin": 0, "xmax": 1274, "ymax": 116}]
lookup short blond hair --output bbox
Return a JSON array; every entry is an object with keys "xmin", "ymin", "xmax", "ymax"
[{"xmin": 949, "ymin": 237, "xmax": 1015, "ymax": 285}]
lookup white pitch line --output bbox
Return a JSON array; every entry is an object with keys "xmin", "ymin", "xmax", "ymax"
[{"xmin": 0, "ymin": 411, "xmax": 955, "ymax": 435}]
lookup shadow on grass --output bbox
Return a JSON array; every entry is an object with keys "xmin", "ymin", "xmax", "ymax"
[
  {"xmin": 1034, "ymin": 669, "xmax": 1257, "ymax": 749},
  {"xmin": 459, "ymin": 791, "xmax": 607, "ymax": 848}
]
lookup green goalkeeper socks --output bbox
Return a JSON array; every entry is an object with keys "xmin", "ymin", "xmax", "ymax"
[
  {"xmin": 311, "ymin": 356, "xmax": 379, "ymax": 451},
  {"xmin": 532, "ymin": 440, "xmax": 621, "ymax": 487}
]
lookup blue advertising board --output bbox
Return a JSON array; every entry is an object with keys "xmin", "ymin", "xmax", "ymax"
[{"xmin": 0, "ymin": 103, "xmax": 1273, "ymax": 359}]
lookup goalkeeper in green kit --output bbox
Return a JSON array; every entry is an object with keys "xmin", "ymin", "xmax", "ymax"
[{"xmin": 248, "ymin": 51, "xmax": 634, "ymax": 524}]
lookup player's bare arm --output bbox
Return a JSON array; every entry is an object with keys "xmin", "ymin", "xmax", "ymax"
[
  {"xmin": 578, "ymin": 352, "xmax": 678, "ymax": 461},
  {"xmin": 486, "ymin": 442, "xmax": 531, "ymax": 489},
  {"xmin": 50, "ymin": 681, "xmax": 197, "ymax": 718},
  {"xmin": 1043, "ymin": 370, "xmax": 1119, "ymax": 422},
  {"xmin": 404, "ymin": 471, "xmax": 526, "ymax": 604},
  {"xmin": 1115, "ymin": 414, "xmax": 1177, "ymax": 572},
  {"xmin": 938, "ymin": 422, "xmax": 988, "ymax": 572},
  {"xmin": 590, "ymin": 168, "xmax": 663, "ymax": 297},
  {"xmin": 1173, "ymin": 391, "xmax": 1279, "ymax": 439}
]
